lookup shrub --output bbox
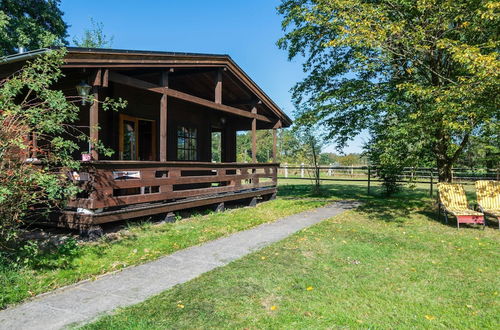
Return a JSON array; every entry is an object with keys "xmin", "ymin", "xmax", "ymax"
[{"xmin": 0, "ymin": 49, "xmax": 124, "ymax": 249}]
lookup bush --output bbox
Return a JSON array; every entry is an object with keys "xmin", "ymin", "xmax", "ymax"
[{"xmin": 0, "ymin": 49, "xmax": 125, "ymax": 249}]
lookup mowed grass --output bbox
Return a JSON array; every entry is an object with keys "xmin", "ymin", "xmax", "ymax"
[
  {"xmin": 0, "ymin": 196, "xmax": 333, "ymax": 309},
  {"xmin": 84, "ymin": 183, "xmax": 500, "ymax": 329}
]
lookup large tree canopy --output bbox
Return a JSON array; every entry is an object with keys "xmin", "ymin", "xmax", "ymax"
[
  {"xmin": 278, "ymin": 0, "xmax": 499, "ymax": 181},
  {"xmin": 0, "ymin": 0, "xmax": 68, "ymax": 56}
]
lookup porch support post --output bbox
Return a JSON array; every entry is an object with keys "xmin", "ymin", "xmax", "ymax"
[
  {"xmin": 215, "ymin": 68, "xmax": 222, "ymax": 104},
  {"xmin": 89, "ymin": 69, "xmax": 101, "ymax": 160},
  {"xmin": 273, "ymin": 129, "xmax": 277, "ymax": 162},
  {"xmin": 251, "ymin": 107, "xmax": 257, "ymax": 163},
  {"xmin": 160, "ymin": 71, "xmax": 169, "ymax": 162},
  {"xmin": 272, "ymin": 120, "xmax": 281, "ymax": 163}
]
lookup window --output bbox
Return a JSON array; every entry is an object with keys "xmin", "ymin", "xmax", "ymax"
[{"xmin": 177, "ymin": 126, "xmax": 197, "ymax": 160}]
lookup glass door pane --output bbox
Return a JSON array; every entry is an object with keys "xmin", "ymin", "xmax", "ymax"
[{"xmin": 123, "ymin": 120, "xmax": 136, "ymax": 160}]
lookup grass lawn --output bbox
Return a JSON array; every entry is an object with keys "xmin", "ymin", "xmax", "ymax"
[
  {"xmin": 83, "ymin": 182, "xmax": 500, "ymax": 329},
  {"xmin": 0, "ymin": 196, "xmax": 333, "ymax": 309}
]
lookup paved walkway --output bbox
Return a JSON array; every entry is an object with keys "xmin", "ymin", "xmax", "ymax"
[{"xmin": 0, "ymin": 201, "xmax": 359, "ymax": 330}]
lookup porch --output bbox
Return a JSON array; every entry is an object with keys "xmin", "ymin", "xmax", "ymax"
[
  {"xmin": 61, "ymin": 161, "xmax": 278, "ymax": 228},
  {"xmin": 12, "ymin": 48, "xmax": 292, "ymax": 227}
]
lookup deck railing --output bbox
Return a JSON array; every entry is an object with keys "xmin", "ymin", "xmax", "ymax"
[{"xmin": 68, "ymin": 161, "xmax": 278, "ymax": 210}]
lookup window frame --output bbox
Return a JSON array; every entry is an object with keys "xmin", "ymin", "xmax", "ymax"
[{"xmin": 176, "ymin": 125, "xmax": 198, "ymax": 161}]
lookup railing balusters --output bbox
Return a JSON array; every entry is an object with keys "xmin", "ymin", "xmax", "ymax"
[{"xmin": 69, "ymin": 162, "xmax": 278, "ymax": 210}]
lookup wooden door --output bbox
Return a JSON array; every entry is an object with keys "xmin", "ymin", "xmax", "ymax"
[{"xmin": 119, "ymin": 114, "xmax": 156, "ymax": 160}]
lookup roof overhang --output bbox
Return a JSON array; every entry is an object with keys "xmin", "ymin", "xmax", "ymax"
[{"xmin": 1, "ymin": 47, "xmax": 292, "ymax": 127}]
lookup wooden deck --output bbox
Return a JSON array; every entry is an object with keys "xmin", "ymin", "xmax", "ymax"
[{"xmin": 59, "ymin": 161, "xmax": 278, "ymax": 228}]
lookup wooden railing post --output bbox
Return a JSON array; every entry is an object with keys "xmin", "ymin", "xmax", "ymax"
[
  {"xmin": 284, "ymin": 164, "xmax": 288, "ymax": 178},
  {"xmin": 301, "ymin": 163, "xmax": 304, "ymax": 178}
]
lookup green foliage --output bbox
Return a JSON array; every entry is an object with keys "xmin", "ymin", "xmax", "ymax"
[
  {"xmin": 0, "ymin": 49, "xmax": 125, "ymax": 249},
  {"xmin": 1, "ymin": 237, "xmax": 80, "ymax": 270},
  {"xmin": 236, "ymin": 130, "xmax": 274, "ymax": 163},
  {"xmin": 0, "ymin": 0, "xmax": 68, "ymax": 55},
  {"xmin": 456, "ymin": 120, "xmax": 500, "ymax": 169},
  {"xmin": 278, "ymin": 0, "xmax": 500, "ymax": 182},
  {"xmin": 236, "ymin": 128, "xmax": 365, "ymax": 166},
  {"xmin": 72, "ymin": 18, "xmax": 114, "ymax": 48},
  {"xmin": 293, "ymin": 126, "xmax": 325, "ymax": 194},
  {"xmin": 211, "ymin": 131, "xmax": 221, "ymax": 162},
  {"xmin": 367, "ymin": 115, "xmax": 432, "ymax": 195}
]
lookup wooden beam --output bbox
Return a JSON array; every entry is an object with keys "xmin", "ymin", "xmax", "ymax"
[
  {"xmin": 108, "ymin": 71, "xmax": 158, "ymax": 91},
  {"xmin": 169, "ymin": 67, "xmax": 219, "ymax": 78},
  {"xmin": 102, "ymin": 69, "xmax": 109, "ymax": 88},
  {"xmin": 215, "ymin": 68, "xmax": 222, "ymax": 104},
  {"xmin": 159, "ymin": 71, "xmax": 169, "ymax": 162},
  {"xmin": 226, "ymin": 99, "xmax": 261, "ymax": 107},
  {"xmin": 92, "ymin": 68, "xmax": 102, "ymax": 87},
  {"xmin": 108, "ymin": 71, "xmax": 272, "ymax": 123},
  {"xmin": 251, "ymin": 107, "xmax": 257, "ymax": 163}
]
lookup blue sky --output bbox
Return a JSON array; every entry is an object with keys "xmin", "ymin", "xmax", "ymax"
[{"xmin": 60, "ymin": 0, "xmax": 365, "ymax": 154}]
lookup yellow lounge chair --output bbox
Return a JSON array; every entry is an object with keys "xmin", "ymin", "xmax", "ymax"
[
  {"xmin": 475, "ymin": 180, "xmax": 500, "ymax": 229},
  {"xmin": 437, "ymin": 183, "xmax": 484, "ymax": 229}
]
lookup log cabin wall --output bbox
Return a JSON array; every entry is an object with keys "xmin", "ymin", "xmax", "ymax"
[
  {"xmin": 89, "ymin": 79, "xmax": 239, "ymax": 163},
  {"xmin": 42, "ymin": 65, "xmax": 258, "ymax": 164}
]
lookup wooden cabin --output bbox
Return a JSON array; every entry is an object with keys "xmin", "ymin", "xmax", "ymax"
[{"xmin": 0, "ymin": 48, "xmax": 292, "ymax": 229}]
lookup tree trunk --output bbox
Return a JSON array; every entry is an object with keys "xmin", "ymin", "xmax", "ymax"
[{"xmin": 437, "ymin": 159, "xmax": 453, "ymax": 182}]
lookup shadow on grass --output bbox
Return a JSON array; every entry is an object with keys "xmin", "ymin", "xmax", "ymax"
[{"xmin": 279, "ymin": 183, "xmax": 431, "ymax": 224}]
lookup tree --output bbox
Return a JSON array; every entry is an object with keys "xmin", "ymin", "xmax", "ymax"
[
  {"xmin": 236, "ymin": 130, "xmax": 275, "ymax": 163},
  {"xmin": 455, "ymin": 120, "xmax": 499, "ymax": 169},
  {"xmin": 295, "ymin": 127, "xmax": 325, "ymax": 194},
  {"xmin": 278, "ymin": 0, "xmax": 499, "ymax": 182},
  {"xmin": 211, "ymin": 131, "xmax": 221, "ymax": 162},
  {"xmin": 338, "ymin": 153, "xmax": 365, "ymax": 166},
  {"xmin": 0, "ymin": 0, "xmax": 68, "ymax": 56},
  {"xmin": 73, "ymin": 18, "xmax": 114, "ymax": 48},
  {"xmin": 0, "ymin": 49, "xmax": 124, "ymax": 249}
]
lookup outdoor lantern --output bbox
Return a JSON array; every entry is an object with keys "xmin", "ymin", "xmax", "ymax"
[
  {"xmin": 76, "ymin": 81, "xmax": 92, "ymax": 105},
  {"xmin": 220, "ymin": 117, "xmax": 226, "ymax": 125}
]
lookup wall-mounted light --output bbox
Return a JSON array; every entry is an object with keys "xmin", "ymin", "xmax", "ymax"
[
  {"xmin": 220, "ymin": 117, "xmax": 226, "ymax": 125},
  {"xmin": 76, "ymin": 81, "xmax": 92, "ymax": 105}
]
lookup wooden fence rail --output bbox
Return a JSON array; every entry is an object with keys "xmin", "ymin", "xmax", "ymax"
[{"xmin": 278, "ymin": 165, "xmax": 500, "ymax": 196}]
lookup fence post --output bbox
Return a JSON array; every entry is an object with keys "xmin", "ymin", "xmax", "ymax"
[
  {"xmin": 328, "ymin": 163, "xmax": 332, "ymax": 176},
  {"xmin": 430, "ymin": 169, "xmax": 433, "ymax": 197},
  {"xmin": 367, "ymin": 166, "xmax": 371, "ymax": 195},
  {"xmin": 300, "ymin": 163, "xmax": 304, "ymax": 178},
  {"xmin": 284, "ymin": 164, "xmax": 288, "ymax": 178}
]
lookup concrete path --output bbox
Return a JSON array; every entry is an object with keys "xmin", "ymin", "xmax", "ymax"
[{"xmin": 0, "ymin": 201, "xmax": 359, "ymax": 330}]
